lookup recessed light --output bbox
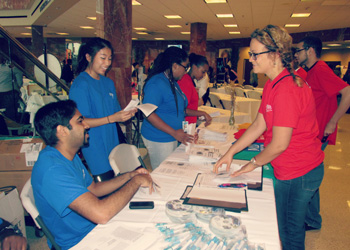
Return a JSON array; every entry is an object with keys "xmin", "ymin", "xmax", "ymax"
[
  {"xmin": 57, "ymin": 32, "xmax": 69, "ymax": 36},
  {"xmin": 205, "ymin": 0, "xmax": 227, "ymax": 3},
  {"xmin": 20, "ymin": 33, "xmax": 31, "ymax": 36},
  {"xmin": 285, "ymin": 24, "xmax": 300, "ymax": 27},
  {"xmin": 134, "ymin": 27, "xmax": 147, "ymax": 30},
  {"xmin": 164, "ymin": 15, "xmax": 182, "ymax": 19},
  {"xmin": 80, "ymin": 26, "xmax": 94, "ymax": 29},
  {"xmin": 25, "ymin": 27, "xmax": 32, "ymax": 30},
  {"xmin": 132, "ymin": 0, "xmax": 142, "ymax": 5},
  {"xmin": 155, "ymin": 38, "xmax": 165, "ymax": 40},
  {"xmin": 167, "ymin": 25, "xmax": 182, "ymax": 28},
  {"xmin": 229, "ymin": 31, "xmax": 240, "ymax": 34},
  {"xmin": 216, "ymin": 14, "xmax": 234, "ymax": 18},
  {"xmin": 224, "ymin": 24, "xmax": 237, "ymax": 27},
  {"xmin": 181, "ymin": 32, "xmax": 190, "ymax": 34},
  {"xmin": 327, "ymin": 43, "xmax": 341, "ymax": 46},
  {"xmin": 132, "ymin": 38, "xmax": 138, "ymax": 40},
  {"xmin": 322, "ymin": 47, "xmax": 330, "ymax": 49},
  {"xmin": 291, "ymin": 13, "xmax": 311, "ymax": 18},
  {"xmin": 87, "ymin": 16, "xmax": 96, "ymax": 20},
  {"xmin": 136, "ymin": 32, "xmax": 148, "ymax": 35}
]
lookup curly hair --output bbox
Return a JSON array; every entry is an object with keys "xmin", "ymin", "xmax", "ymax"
[{"xmin": 251, "ymin": 24, "xmax": 302, "ymax": 87}]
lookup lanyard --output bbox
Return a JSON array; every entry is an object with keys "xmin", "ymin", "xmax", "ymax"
[{"xmin": 163, "ymin": 72, "xmax": 187, "ymax": 112}]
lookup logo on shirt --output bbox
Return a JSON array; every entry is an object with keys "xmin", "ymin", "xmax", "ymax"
[
  {"xmin": 109, "ymin": 93, "xmax": 114, "ymax": 98},
  {"xmin": 266, "ymin": 104, "xmax": 272, "ymax": 112}
]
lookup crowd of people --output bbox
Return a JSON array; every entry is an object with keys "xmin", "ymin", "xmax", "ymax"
[{"xmin": 4, "ymin": 24, "xmax": 345, "ymax": 250}]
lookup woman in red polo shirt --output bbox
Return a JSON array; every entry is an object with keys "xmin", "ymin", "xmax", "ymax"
[{"xmin": 213, "ymin": 25, "xmax": 324, "ymax": 250}]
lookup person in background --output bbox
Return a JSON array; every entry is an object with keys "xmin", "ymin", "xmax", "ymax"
[
  {"xmin": 131, "ymin": 62, "xmax": 139, "ymax": 90},
  {"xmin": 291, "ymin": 47, "xmax": 307, "ymax": 80},
  {"xmin": 214, "ymin": 25, "xmax": 324, "ymax": 250},
  {"xmin": 61, "ymin": 59, "xmax": 74, "ymax": 87},
  {"xmin": 32, "ymin": 100, "xmax": 153, "ymax": 250},
  {"xmin": 295, "ymin": 36, "xmax": 350, "ymax": 231},
  {"xmin": 141, "ymin": 47, "xmax": 194, "ymax": 170},
  {"xmin": 343, "ymin": 62, "xmax": 350, "ymax": 85},
  {"xmin": 0, "ymin": 218, "xmax": 27, "ymax": 250},
  {"xmin": 224, "ymin": 65, "xmax": 238, "ymax": 84},
  {"xmin": 247, "ymin": 68, "xmax": 258, "ymax": 87},
  {"xmin": 177, "ymin": 53, "xmax": 212, "ymax": 125},
  {"xmin": 0, "ymin": 54, "xmax": 23, "ymax": 121},
  {"xmin": 69, "ymin": 38, "xmax": 137, "ymax": 182}
]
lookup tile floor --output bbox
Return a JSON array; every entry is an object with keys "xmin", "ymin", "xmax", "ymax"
[{"xmin": 26, "ymin": 114, "xmax": 350, "ymax": 249}]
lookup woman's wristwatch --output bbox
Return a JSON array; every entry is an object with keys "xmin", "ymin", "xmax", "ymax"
[{"xmin": 250, "ymin": 157, "xmax": 262, "ymax": 168}]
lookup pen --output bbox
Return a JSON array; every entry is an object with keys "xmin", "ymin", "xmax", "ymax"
[{"xmin": 218, "ymin": 183, "xmax": 247, "ymax": 188}]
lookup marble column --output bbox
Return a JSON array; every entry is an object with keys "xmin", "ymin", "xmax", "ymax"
[
  {"xmin": 96, "ymin": 0, "xmax": 133, "ymax": 141},
  {"xmin": 31, "ymin": 25, "xmax": 44, "ymax": 58},
  {"xmin": 190, "ymin": 23, "xmax": 207, "ymax": 56}
]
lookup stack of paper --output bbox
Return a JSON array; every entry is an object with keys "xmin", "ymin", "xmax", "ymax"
[
  {"xmin": 199, "ymin": 128, "xmax": 227, "ymax": 142},
  {"xmin": 188, "ymin": 147, "xmax": 223, "ymax": 163}
]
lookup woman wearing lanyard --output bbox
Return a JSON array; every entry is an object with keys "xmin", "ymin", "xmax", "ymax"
[
  {"xmin": 213, "ymin": 25, "xmax": 324, "ymax": 250},
  {"xmin": 141, "ymin": 47, "xmax": 195, "ymax": 170}
]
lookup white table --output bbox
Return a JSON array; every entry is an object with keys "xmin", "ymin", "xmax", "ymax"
[
  {"xmin": 71, "ymin": 123, "xmax": 281, "ymax": 250},
  {"xmin": 210, "ymin": 93, "xmax": 261, "ymax": 122},
  {"xmin": 198, "ymin": 106, "xmax": 251, "ymax": 124}
]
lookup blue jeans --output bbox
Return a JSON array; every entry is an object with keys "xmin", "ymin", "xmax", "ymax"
[
  {"xmin": 275, "ymin": 162, "xmax": 324, "ymax": 250},
  {"xmin": 305, "ymin": 141, "xmax": 328, "ymax": 229},
  {"xmin": 142, "ymin": 136, "xmax": 178, "ymax": 170}
]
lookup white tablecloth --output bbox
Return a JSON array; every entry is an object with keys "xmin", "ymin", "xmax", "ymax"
[
  {"xmin": 198, "ymin": 105, "xmax": 251, "ymax": 124},
  {"xmin": 71, "ymin": 123, "xmax": 281, "ymax": 250},
  {"xmin": 210, "ymin": 93, "xmax": 261, "ymax": 122}
]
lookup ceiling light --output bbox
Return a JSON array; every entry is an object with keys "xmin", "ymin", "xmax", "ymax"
[
  {"xmin": 229, "ymin": 31, "xmax": 240, "ymax": 34},
  {"xmin": 205, "ymin": 0, "xmax": 227, "ymax": 3},
  {"xmin": 327, "ymin": 43, "xmax": 341, "ymax": 46},
  {"xmin": 322, "ymin": 47, "xmax": 330, "ymax": 49},
  {"xmin": 155, "ymin": 38, "xmax": 165, "ymax": 40},
  {"xmin": 285, "ymin": 24, "xmax": 300, "ymax": 27},
  {"xmin": 87, "ymin": 16, "xmax": 96, "ymax": 20},
  {"xmin": 164, "ymin": 15, "xmax": 182, "ymax": 19},
  {"xmin": 132, "ymin": 38, "xmax": 137, "ymax": 40},
  {"xmin": 216, "ymin": 14, "xmax": 234, "ymax": 18},
  {"xmin": 80, "ymin": 26, "xmax": 94, "ymax": 29},
  {"xmin": 224, "ymin": 24, "xmax": 237, "ymax": 27},
  {"xmin": 21, "ymin": 33, "xmax": 31, "ymax": 36},
  {"xmin": 132, "ymin": 0, "xmax": 142, "ymax": 5},
  {"xmin": 167, "ymin": 25, "xmax": 182, "ymax": 28},
  {"xmin": 134, "ymin": 27, "xmax": 147, "ymax": 30},
  {"xmin": 136, "ymin": 32, "xmax": 148, "ymax": 35},
  {"xmin": 181, "ymin": 32, "xmax": 190, "ymax": 34},
  {"xmin": 57, "ymin": 32, "xmax": 69, "ymax": 35},
  {"xmin": 291, "ymin": 13, "xmax": 311, "ymax": 18},
  {"xmin": 25, "ymin": 27, "xmax": 32, "ymax": 29}
]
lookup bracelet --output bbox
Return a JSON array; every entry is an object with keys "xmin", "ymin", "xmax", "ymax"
[
  {"xmin": 107, "ymin": 116, "xmax": 111, "ymax": 124},
  {"xmin": 250, "ymin": 157, "xmax": 262, "ymax": 168}
]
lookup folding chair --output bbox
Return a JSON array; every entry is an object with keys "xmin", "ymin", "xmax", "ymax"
[
  {"xmin": 108, "ymin": 144, "xmax": 148, "ymax": 175},
  {"xmin": 246, "ymin": 90, "xmax": 262, "ymax": 100},
  {"xmin": 234, "ymin": 87, "xmax": 247, "ymax": 98},
  {"xmin": 20, "ymin": 178, "xmax": 61, "ymax": 250},
  {"xmin": 208, "ymin": 93, "xmax": 226, "ymax": 109}
]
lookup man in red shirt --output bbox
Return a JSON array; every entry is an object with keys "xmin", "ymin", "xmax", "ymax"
[{"xmin": 295, "ymin": 36, "xmax": 350, "ymax": 231}]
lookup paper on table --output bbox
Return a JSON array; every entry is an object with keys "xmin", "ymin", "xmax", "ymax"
[
  {"xmin": 124, "ymin": 99, "xmax": 157, "ymax": 117},
  {"xmin": 154, "ymin": 160, "xmax": 213, "ymax": 178},
  {"xmin": 188, "ymin": 186, "xmax": 246, "ymax": 204}
]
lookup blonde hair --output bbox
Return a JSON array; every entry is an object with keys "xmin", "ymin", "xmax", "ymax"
[{"xmin": 251, "ymin": 24, "xmax": 302, "ymax": 87}]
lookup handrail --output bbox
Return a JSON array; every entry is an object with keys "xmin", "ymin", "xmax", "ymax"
[
  {"xmin": 0, "ymin": 50, "xmax": 60, "ymax": 102},
  {"xmin": 0, "ymin": 25, "xmax": 70, "ymax": 93}
]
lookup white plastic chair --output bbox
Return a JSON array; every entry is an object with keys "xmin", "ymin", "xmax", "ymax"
[
  {"xmin": 109, "ymin": 144, "xmax": 148, "ymax": 175},
  {"xmin": 246, "ymin": 90, "xmax": 262, "ymax": 99},
  {"xmin": 20, "ymin": 178, "xmax": 61, "ymax": 250},
  {"xmin": 234, "ymin": 87, "xmax": 247, "ymax": 97}
]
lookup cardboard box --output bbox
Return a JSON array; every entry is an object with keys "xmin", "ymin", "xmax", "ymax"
[
  {"xmin": 0, "ymin": 138, "xmax": 45, "ymax": 171},
  {"xmin": 0, "ymin": 187, "xmax": 26, "ymax": 238},
  {"xmin": 0, "ymin": 171, "xmax": 32, "ymax": 195}
]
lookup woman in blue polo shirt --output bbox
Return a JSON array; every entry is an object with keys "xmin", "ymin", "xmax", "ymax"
[
  {"xmin": 141, "ymin": 47, "xmax": 194, "ymax": 170},
  {"xmin": 70, "ymin": 38, "xmax": 136, "ymax": 182}
]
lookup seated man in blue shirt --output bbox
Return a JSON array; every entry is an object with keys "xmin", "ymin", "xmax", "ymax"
[{"xmin": 32, "ymin": 100, "xmax": 154, "ymax": 250}]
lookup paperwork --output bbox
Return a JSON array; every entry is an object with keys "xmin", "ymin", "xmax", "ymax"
[{"xmin": 124, "ymin": 99, "xmax": 157, "ymax": 117}]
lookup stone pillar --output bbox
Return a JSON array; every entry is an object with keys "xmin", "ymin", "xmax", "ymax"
[
  {"xmin": 31, "ymin": 25, "xmax": 44, "ymax": 58},
  {"xmin": 189, "ymin": 23, "xmax": 207, "ymax": 56},
  {"xmin": 96, "ymin": 0, "xmax": 133, "ymax": 141}
]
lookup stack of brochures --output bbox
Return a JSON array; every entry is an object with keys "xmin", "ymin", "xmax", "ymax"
[{"xmin": 198, "ymin": 128, "xmax": 227, "ymax": 142}]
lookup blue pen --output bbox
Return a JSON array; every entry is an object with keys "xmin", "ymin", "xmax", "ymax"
[{"xmin": 218, "ymin": 183, "xmax": 247, "ymax": 188}]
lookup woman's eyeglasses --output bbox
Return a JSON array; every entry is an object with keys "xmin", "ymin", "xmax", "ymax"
[
  {"xmin": 248, "ymin": 51, "xmax": 270, "ymax": 60},
  {"xmin": 178, "ymin": 63, "xmax": 189, "ymax": 71}
]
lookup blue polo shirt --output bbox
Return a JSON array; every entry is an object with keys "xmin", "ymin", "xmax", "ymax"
[{"xmin": 141, "ymin": 73, "xmax": 187, "ymax": 142}]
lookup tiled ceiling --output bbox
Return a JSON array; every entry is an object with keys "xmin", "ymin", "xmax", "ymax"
[{"xmin": 1, "ymin": 0, "xmax": 350, "ymax": 41}]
